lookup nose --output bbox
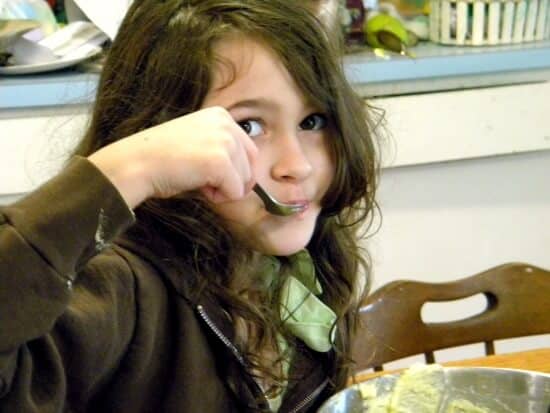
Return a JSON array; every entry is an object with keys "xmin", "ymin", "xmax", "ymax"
[{"xmin": 270, "ymin": 132, "xmax": 313, "ymax": 182}]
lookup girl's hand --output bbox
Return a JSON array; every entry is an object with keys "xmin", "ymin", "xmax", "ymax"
[{"xmin": 88, "ymin": 107, "xmax": 258, "ymax": 209}]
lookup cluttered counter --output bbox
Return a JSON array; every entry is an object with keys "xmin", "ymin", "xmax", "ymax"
[{"xmin": 2, "ymin": 39, "xmax": 550, "ymax": 108}]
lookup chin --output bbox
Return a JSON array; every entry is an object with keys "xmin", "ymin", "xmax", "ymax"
[
  {"xmin": 217, "ymin": 201, "xmax": 321, "ymax": 257},
  {"xmin": 264, "ymin": 243, "xmax": 308, "ymax": 257},
  {"xmin": 254, "ymin": 229, "xmax": 315, "ymax": 257},
  {"xmin": 254, "ymin": 213, "xmax": 319, "ymax": 256}
]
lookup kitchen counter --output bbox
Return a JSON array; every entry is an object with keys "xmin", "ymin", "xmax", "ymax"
[
  {"xmin": 346, "ymin": 39, "xmax": 550, "ymax": 96},
  {"xmin": 1, "ymin": 40, "xmax": 550, "ymax": 109}
]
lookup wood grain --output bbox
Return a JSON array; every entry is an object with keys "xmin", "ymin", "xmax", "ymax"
[{"xmin": 352, "ymin": 347, "xmax": 550, "ymax": 383}]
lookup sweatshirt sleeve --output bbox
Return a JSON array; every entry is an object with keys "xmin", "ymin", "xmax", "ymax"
[{"xmin": 0, "ymin": 156, "xmax": 136, "ymax": 406}]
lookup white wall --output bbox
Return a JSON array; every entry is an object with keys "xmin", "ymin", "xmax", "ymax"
[
  {"xmin": 370, "ymin": 150, "xmax": 550, "ymax": 289},
  {"xmin": 364, "ymin": 150, "xmax": 550, "ymax": 369}
]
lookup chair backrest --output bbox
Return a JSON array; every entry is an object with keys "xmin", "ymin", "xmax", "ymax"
[{"xmin": 351, "ymin": 262, "xmax": 550, "ymax": 372}]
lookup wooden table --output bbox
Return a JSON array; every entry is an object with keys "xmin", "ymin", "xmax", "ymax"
[{"xmin": 353, "ymin": 348, "xmax": 550, "ymax": 383}]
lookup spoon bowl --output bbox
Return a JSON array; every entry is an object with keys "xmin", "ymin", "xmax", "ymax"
[{"xmin": 253, "ymin": 184, "xmax": 305, "ymax": 216}]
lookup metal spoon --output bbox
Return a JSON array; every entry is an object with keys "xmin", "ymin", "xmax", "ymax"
[{"xmin": 253, "ymin": 183, "xmax": 305, "ymax": 216}]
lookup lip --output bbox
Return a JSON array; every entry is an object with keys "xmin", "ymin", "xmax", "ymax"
[
  {"xmin": 255, "ymin": 184, "xmax": 311, "ymax": 213},
  {"xmin": 295, "ymin": 202, "xmax": 310, "ymax": 219},
  {"xmin": 268, "ymin": 200, "xmax": 309, "ymax": 219},
  {"xmin": 288, "ymin": 201, "xmax": 310, "ymax": 218},
  {"xmin": 284, "ymin": 199, "xmax": 309, "ymax": 207}
]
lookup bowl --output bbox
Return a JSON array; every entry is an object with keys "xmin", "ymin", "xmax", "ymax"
[{"xmin": 318, "ymin": 366, "xmax": 550, "ymax": 413}]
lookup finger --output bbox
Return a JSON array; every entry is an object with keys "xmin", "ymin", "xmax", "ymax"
[
  {"xmin": 230, "ymin": 121, "xmax": 259, "ymax": 164},
  {"xmin": 228, "ymin": 122, "xmax": 258, "ymax": 194},
  {"xmin": 232, "ymin": 138, "xmax": 254, "ymax": 188},
  {"xmin": 204, "ymin": 165, "xmax": 245, "ymax": 203},
  {"xmin": 201, "ymin": 185, "xmax": 224, "ymax": 204},
  {"xmin": 244, "ymin": 177, "xmax": 256, "ymax": 195}
]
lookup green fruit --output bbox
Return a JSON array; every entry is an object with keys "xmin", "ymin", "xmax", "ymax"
[{"xmin": 363, "ymin": 14, "xmax": 410, "ymax": 49}]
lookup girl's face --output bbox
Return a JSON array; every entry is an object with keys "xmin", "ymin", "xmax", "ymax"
[{"xmin": 201, "ymin": 36, "xmax": 334, "ymax": 256}]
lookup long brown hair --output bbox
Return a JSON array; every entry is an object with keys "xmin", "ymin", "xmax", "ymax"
[{"xmin": 75, "ymin": 0, "xmax": 380, "ymax": 394}]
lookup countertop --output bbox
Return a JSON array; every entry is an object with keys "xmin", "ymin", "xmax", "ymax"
[{"xmin": 1, "ymin": 39, "xmax": 550, "ymax": 110}]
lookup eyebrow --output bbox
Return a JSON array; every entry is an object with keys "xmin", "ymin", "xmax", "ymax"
[
  {"xmin": 226, "ymin": 98, "xmax": 324, "ymax": 119},
  {"xmin": 226, "ymin": 98, "xmax": 281, "ymax": 112}
]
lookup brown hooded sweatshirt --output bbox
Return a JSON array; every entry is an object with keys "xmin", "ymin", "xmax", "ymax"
[{"xmin": 0, "ymin": 157, "xmax": 336, "ymax": 413}]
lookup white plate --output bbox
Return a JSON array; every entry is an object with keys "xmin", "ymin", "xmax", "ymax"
[{"xmin": 0, "ymin": 46, "xmax": 101, "ymax": 75}]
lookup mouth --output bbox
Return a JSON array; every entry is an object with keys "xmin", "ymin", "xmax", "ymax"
[
  {"xmin": 282, "ymin": 200, "xmax": 310, "ymax": 218},
  {"xmin": 296, "ymin": 202, "xmax": 310, "ymax": 217},
  {"xmin": 257, "ymin": 197, "xmax": 310, "ymax": 217},
  {"xmin": 284, "ymin": 199, "xmax": 309, "ymax": 208}
]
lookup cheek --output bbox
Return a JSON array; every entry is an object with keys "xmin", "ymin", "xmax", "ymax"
[
  {"xmin": 324, "ymin": 149, "xmax": 336, "ymax": 180},
  {"xmin": 313, "ymin": 138, "xmax": 335, "ymax": 188},
  {"xmin": 209, "ymin": 195, "xmax": 262, "ymax": 233}
]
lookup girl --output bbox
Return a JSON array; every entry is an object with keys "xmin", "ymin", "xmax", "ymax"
[{"xmin": 0, "ymin": 0, "xmax": 379, "ymax": 412}]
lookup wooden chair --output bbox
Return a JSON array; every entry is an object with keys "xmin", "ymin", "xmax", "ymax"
[{"xmin": 351, "ymin": 262, "xmax": 550, "ymax": 373}]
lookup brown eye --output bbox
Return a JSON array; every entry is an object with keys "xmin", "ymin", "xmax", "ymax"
[
  {"xmin": 238, "ymin": 120, "xmax": 263, "ymax": 137},
  {"xmin": 299, "ymin": 113, "xmax": 328, "ymax": 131}
]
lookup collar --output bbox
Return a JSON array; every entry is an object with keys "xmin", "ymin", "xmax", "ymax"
[{"xmin": 263, "ymin": 250, "xmax": 338, "ymax": 353}]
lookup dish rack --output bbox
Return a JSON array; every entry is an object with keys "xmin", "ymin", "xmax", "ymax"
[{"xmin": 430, "ymin": 0, "xmax": 550, "ymax": 45}]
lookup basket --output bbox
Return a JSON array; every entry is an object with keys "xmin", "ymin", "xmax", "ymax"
[{"xmin": 429, "ymin": 0, "xmax": 550, "ymax": 45}]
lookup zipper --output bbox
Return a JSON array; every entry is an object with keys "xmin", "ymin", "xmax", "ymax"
[
  {"xmin": 197, "ymin": 304, "xmax": 329, "ymax": 413},
  {"xmin": 196, "ymin": 304, "xmax": 247, "ymax": 366},
  {"xmin": 287, "ymin": 377, "xmax": 329, "ymax": 413},
  {"xmin": 196, "ymin": 304, "xmax": 271, "ymax": 409}
]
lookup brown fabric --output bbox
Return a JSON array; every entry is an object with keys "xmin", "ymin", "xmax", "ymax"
[{"xmin": 0, "ymin": 157, "xmax": 335, "ymax": 413}]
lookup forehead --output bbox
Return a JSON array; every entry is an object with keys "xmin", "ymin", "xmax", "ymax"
[{"xmin": 205, "ymin": 35, "xmax": 306, "ymax": 106}]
